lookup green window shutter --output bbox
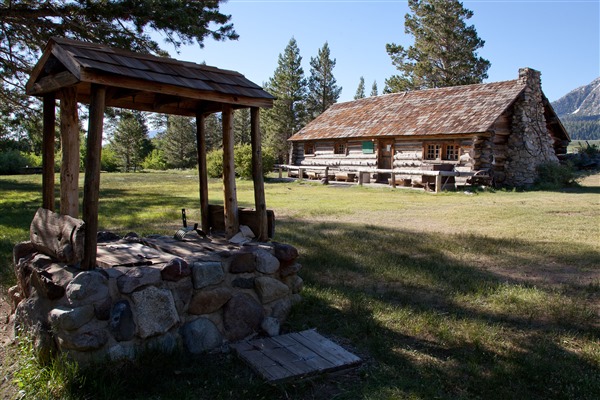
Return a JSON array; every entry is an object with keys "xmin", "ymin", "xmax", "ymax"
[{"xmin": 362, "ymin": 141, "xmax": 374, "ymax": 154}]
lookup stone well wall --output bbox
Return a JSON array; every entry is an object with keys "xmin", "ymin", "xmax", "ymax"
[{"xmin": 9, "ymin": 234, "xmax": 303, "ymax": 364}]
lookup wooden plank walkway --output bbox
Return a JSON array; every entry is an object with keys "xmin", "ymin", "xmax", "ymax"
[{"xmin": 230, "ymin": 329, "xmax": 361, "ymax": 383}]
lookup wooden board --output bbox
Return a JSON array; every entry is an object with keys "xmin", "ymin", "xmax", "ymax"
[
  {"xmin": 231, "ymin": 329, "xmax": 361, "ymax": 383},
  {"xmin": 96, "ymin": 242, "xmax": 174, "ymax": 268},
  {"xmin": 142, "ymin": 236, "xmax": 234, "ymax": 261}
]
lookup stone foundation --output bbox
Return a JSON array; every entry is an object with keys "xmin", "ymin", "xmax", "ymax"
[{"xmin": 9, "ymin": 234, "xmax": 302, "ymax": 364}]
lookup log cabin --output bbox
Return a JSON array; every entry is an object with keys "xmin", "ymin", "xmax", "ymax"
[{"xmin": 288, "ymin": 68, "xmax": 569, "ymax": 188}]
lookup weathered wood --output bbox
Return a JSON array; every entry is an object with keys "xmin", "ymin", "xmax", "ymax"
[
  {"xmin": 96, "ymin": 242, "xmax": 173, "ymax": 268},
  {"xmin": 59, "ymin": 86, "xmax": 80, "ymax": 217},
  {"xmin": 82, "ymin": 84, "xmax": 106, "ymax": 270},
  {"xmin": 42, "ymin": 93, "xmax": 56, "ymax": 211},
  {"xmin": 231, "ymin": 329, "xmax": 361, "ymax": 384},
  {"xmin": 78, "ymin": 70, "xmax": 273, "ymax": 109},
  {"xmin": 250, "ymin": 107, "xmax": 268, "ymax": 241},
  {"xmin": 195, "ymin": 111, "xmax": 210, "ymax": 234},
  {"xmin": 222, "ymin": 104, "xmax": 239, "ymax": 238},
  {"xmin": 435, "ymin": 174, "xmax": 442, "ymax": 193},
  {"xmin": 30, "ymin": 208, "xmax": 85, "ymax": 265},
  {"xmin": 28, "ymin": 71, "xmax": 80, "ymax": 96}
]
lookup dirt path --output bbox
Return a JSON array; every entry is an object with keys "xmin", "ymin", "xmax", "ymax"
[{"xmin": 0, "ymin": 295, "xmax": 18, "ymax": 400}]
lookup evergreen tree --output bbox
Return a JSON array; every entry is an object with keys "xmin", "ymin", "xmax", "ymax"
[
  {"xmin": 0, "ymin": 0, "xmax": 237, "ymax": 140},
  {"xmin": 110, "ymin": 111, "xmax": 149, "ymax": 172},
  {"xmin": 370, "ymin": 80, "xmax": 379, "ymax": 97},
  {"xmin": 354, "ymin": 77, "xmax": 366, "ymax": 100},
  {"xmin": 262, "ymin": 38, "xmax": 307, "ymax": 162},
  {"xmin": 205, "ymin": 113, "xmax": 223, "ymax": 151},
  {"xmin": 385, "ymin": 0, "xmax": 490, "ymax": 92},
  {"xmin": 306, "ymin": 42, "xmax": 342, "ymax": 120},
  {"xmin": 162, "ymin": 115, "xmax": 197, "ymax": 169},
  {"xmin": 233, "ymin": 108, "xmax": 251, "ymax": 145}
]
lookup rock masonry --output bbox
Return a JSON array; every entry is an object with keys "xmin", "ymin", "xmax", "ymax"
[{"xmin": 8, "ymin": 234, "xmax": 303, "ymax": 364}]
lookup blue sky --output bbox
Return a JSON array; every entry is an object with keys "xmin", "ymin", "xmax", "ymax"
[{"xmin": 160, "ymin": 0, "xmax": 599, "ymax": 103}]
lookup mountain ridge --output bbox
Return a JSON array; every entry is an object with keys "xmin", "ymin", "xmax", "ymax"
[{"xmin": 551, "ymin": 77, "xmax": 600, "ymax": 140}]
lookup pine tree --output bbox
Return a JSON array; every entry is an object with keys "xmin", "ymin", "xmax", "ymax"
[
  {"xmin": 306, "ymin": 42, "xmax": 342, "ymax": 120},
  {"xmin": 110, "ymin": 111, "xmax": 149, "ymax": 172},
  {"xmin": 354, "ymin": 77, "xmax": 366, "ymax": 100},
  {"xmin": 385, "ymin": 0, "xmax": 490, "ymax": 92},
  {"xmin": 370, "ymin": 81, "xmax": 378, "ymax": 97},
  {"xmin": 233, "ymin": 108, "xmax": 251, "ymax": 145},
  {"xmin": 262, "ymin": 37, "xmax": 307, "ymax": 162},
  {"xmin": 0, "ymin": 0, "xmax": 237, "ymax": 141},
  {"xmin": 205, "ymin": 113, "xmax": 223, "ymax": 151},
  {"xmin": 161, "ymin": 115, "xmax": 197, "ymax": 169}
]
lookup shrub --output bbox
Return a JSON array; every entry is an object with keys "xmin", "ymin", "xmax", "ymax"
[
  {"xmin": 0, "ymin": 149, "xmax": 28, "ymax": 174},
  {"xmin": 206, "ymin": 148, "xmax": 223, "ymax": 178},
  {"xmin": 206, "ymin": 145, "xmax": 276, "ymax": 179},
  {"xmin": 100, "ymin": 146, "xmax": 121, "ymax": 172},
  {"xmin": 142, "ymin": 149, "xmax": 168, "ymax": 170},
  {"xmin": 535, "ymin": 162, "xmax": 577, "ymax": 189}
]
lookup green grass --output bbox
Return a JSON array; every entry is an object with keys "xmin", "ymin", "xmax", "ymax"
[{"xmin": 1, "ymin": 171, "xmax": 599, "ymax": 399}]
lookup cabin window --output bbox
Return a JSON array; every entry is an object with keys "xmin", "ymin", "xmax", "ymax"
[
  {"xmin": 425, "ymin": 144, "xmax": 441, "ymax": 160},
  {"xmin": 362, "ymin": 141, "xmax": 374, "ymax": 154},
  {"xmin": 334, "ymin": 141, "xmax": 346, "ymax": 155},
  {"xmin": 445, "ymin": 145, "xmax": 458, "ymax": 160},
  {"xmin": 424, "ymin": 143, "xmax": 459, "ymax": 161},
  {"xmin": 304, "ymin": 142, "xmax": 315, "ymax": 155}
]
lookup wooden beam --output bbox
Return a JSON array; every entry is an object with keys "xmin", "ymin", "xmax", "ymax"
[
  {"xmin": 59, "ymin": 86, "xmax": 80, "ymax": 218},
  {"xmin": 27, "ymin": 71, "xmax": 80, "ymax": 96},
  {"xmin": 222, "ymin": 104, "xmax": 239, "ymax": 238},
  {"xmin": 78, "ymin": 70, "xmax": 274, "ymax": 109},
  {"xmin": 82, "ymin": 84, "xmax": 106, "ymax": 270},
  {"xmin": 42, "ymin": 93, "xmax": 56, "ymax": 211},
  {"xmin": 250, "ymin": 107, "xmax": 268, "ymax": 241},
  {"xmin": 196, "ymin": 110, "xmax": 210, "ymax": 234}
]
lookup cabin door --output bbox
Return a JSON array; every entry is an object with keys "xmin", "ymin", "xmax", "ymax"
[{"xmin": 377, "ymin": 139, "xmax": 394, "ymax": 183}]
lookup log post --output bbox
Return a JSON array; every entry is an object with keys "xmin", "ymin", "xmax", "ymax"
[
  {"xmin": 195, "ymin": 110, "xmax": 210, "ymax": 234},
  {"xmin": 391, "ymin": 172, "xmax": 396, "ymax": 188},
  {"xmin": 82, "ymin": 84, "xmax": 106, "ymax": 270},
  {"xmin": 435, "ymin": 174, "xmax": 442, "ymax": 193},
  {"xmin": 250, "ymin": 107, "xmax": 268, "ymax": 241},
  {"xmin": 42, "ymin": 93, "xmax": 56, "ymax": 211},
  {"xmin": 222, "ymin": 104, "xmax": 239, "ymax": 238},
  {"xmin": 59, "ymin": 86, "xmax": 79, "ymax": 217}
]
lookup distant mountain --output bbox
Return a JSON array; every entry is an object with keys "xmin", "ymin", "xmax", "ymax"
[{"xmin": 551, "ymin": 77, "xmax": 600, "ymax": 140}]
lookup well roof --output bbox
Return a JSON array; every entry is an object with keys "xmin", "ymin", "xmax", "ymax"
[
  {"xmin": 27, "ymin": 37, "xmax": 274, "ymax": 115},
  {"xmin": 289, "ymin": 80, "xmax": 528, "ymax": 141}
]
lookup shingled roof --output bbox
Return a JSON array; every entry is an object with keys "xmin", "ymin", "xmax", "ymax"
[
  {"xmin": 27, "ymin": 37, "xmax": 274, "ymax": 115},
  {"xmin": 289, "ymin": 79, "xmax": 528, "ymax": 141}
]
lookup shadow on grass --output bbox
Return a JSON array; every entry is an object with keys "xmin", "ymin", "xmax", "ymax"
[
  {"xmin": 276, "ymin": 218, "xmax": 599, "ymax": 399},
  {"xmin": 63, "ymin": 218, "xmax": 599, "ymax": 400},
  {"xmin": 2, "ymin": 177, "xmax": 598, "ymax": 399}
]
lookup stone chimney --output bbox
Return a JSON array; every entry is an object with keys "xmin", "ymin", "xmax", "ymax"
[
  {"xmin": 503, "ymin": 68, "xmax": 558, "ymax": 187},
  {"xmin": 518, "ymin": 67, "xmax": 541, "ymax": 85}
]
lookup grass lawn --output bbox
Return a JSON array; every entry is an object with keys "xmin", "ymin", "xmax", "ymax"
[{"xmin": 1, "ymin": 171, "xmax": 599, "ymax": 399}]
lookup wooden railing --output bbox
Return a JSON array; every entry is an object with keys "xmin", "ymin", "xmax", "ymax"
[{"xmin": 275, "ymin": 164, "xmax": 487, "ymax": 193}]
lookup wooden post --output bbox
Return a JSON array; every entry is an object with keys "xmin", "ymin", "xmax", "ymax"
[
  {"xmin": 250, "ymin": 107, "xmax": 268, "ymax": 241},
  {"xmin": 278, "ymin": 166, "xmax": 282, "ymax": 179},
  {"xmin": 222, "ymin": 105, "xmax": 239, "ymax": 238},
  {"xmin": 59, "ymin": 86, "xmax": 79, "ymax": 217},
  {"xmin": 391, "ymin": 172, "xmax": 396, "ymax": 188},
  {"xmin": 435, "ymin": 174, "xmax": 442, "ymax": 193},
  {"xmin": 195, "ymin": 110, "xmax": 210, "ymax": 234},
  {"xmin": 42, "ymin": 93, "xmax": 56, "ymax": 211},
  {"xmin": 324, "ymin": 166, "xmax": 329, "ymax": 184},
  {"xmin": 358, "ymin": 171, "xmax": 363, "ymax": 186},
  {"xmin": 298, "ymin": 168, "xmax": 304, "ymax": 181},
  {"xmin": 82, "ymin": 84, "xmax": 106, "ymax": 270}
]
